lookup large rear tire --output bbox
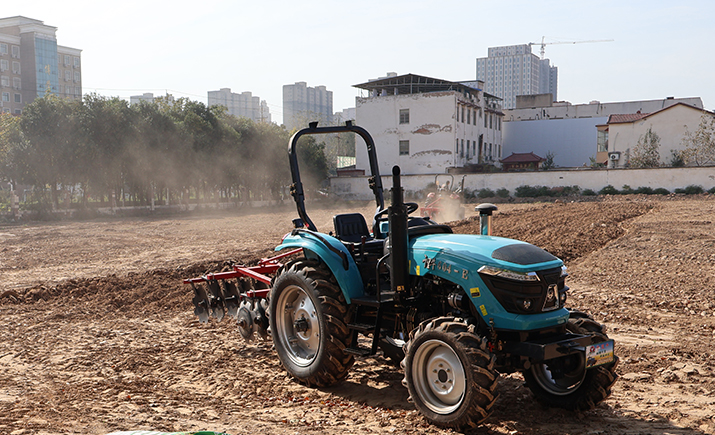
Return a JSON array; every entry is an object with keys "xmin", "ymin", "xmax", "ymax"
[
  {"xmin": 402, "ymin": 317, "xmax": 499, "ymax": 429},
  {"xmin": 523, "ymin": 310, "xmax": 618, "ymax": 410},
  {"xmin": 269, "ymin": 259, "xmax": 354, "ymax": 387}
]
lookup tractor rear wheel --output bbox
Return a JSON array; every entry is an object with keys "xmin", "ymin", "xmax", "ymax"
[
  {"xmin": 402, "ymin": 317, "xmax": 498, "ymax": 429},
  {"xmin": 269, "ymin": 258, "xmax": 354, "ymax": 387},
  {"xmin": 522, "ymin": 310, "xmax": 618, "ymax": 410}
]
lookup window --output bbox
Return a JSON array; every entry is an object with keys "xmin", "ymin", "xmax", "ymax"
[
  {"xmin": 1, "ymin": 92, "xmax": 9, "ymax": 102},
  {"xmin": 455, "ymin": 139, "xmax": 459, "ymax": 154},
  {"xmin": 12, "ymin": 61, "xmax": 20, "ymax": 74},
  {"xmin": 74, "ymin": 57, "xmax": 80, "ymax": 68},
  {"xmin": 399, "ymin": 109, "xmax": 409, "ymax": 124},
  {"xmin": 1, "ymin": 76, "xmax": 8, "ymax": 87},
  {"xmin": 461, "ymin": 106, "xmax": 465, "ymax": 123},
  {"xmin": 466, "ymin": 140, "xmax": 470, "ymax": 158},
  {"xmin": 11, "ymin": 45, "xmax": 19, "ymax": 58},
  {"xmin": 0, "ymin": 59, "xmax": 7, "ymax": 71},
  {"xmin": 65, "ymin": 70, "xmax": 71, "ymax": 81},
  {"xmin": 12, "ymin": 77, "xmax": 20, "ymax": 89},
  {"xmin": 74, "ymin": 72, "xmax": 80, "ymax": 82},
  {"xmin": 64, "ymin": 55, "xmax": 70, "ymax": 66},
  {"xmin": 467, "ymin": 108, "xmax": 471, "ymax": 124},
  {"xmin": 0, "ymin": 43, "xmax": 7, "ymax": 55},
  {"xmin": 597, "ymin": 130, "xmax": 609, "ymax": 152},
  {"xmin": 2, "ymin": 108, "xmax": 9, "ymax": 113},
  {"xmin": 14, "ymin": 109, "xmax": 21, "ymax": 115},
  {"xmin": 460, "ymin": 139, "xmax": 464, "ymax": 158},
  {"xmin": 14, "ymin": 93, "xmax": 20, "ymax": 103},
  {"xmin": 399, "ymin": 140, "xmax": 409, "ymax": 156},
  {"xmin": 484, "ymin": 112, "xmax": 487, "ymax": 128}
]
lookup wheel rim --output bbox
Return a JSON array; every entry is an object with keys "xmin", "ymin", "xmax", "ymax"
[
  {"xmin": 411, "ymin": 339, "xmax": 466, "ymax": 414},
  {"xmin": 275, "ymin": 284, "xmax": 321, "ymax": 367},
  {"xmin": 531, "ymin": 354, "xmax": 587, "ymax": 395}
]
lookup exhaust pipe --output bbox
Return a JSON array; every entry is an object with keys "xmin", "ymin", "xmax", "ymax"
[
  {"xmin": 476, "ymin": 203, "xmax": 498, "ymax": 236},
  {"xmin": 388, "ymin": 166, "xmax": 409, "ymax": 294}
]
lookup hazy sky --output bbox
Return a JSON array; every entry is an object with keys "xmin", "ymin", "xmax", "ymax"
[{"xmin": 8, "ymin": 0, "xmax": 715, "ymax": 125}]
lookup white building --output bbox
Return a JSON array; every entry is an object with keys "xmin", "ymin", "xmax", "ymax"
[
  {"xmin": 283, "ymin": 81, "xmax": 333, "ymax": 131},
  {"xmin": 476, "ymin": 44, "xmax": 557, "ymax": 110},
  {"xmin": 353, "ymin": 73, "xmax": 504, "ymax": 176},
  {"xmin": 598, "ymin": 103, "xmax": 715, "ymax": 168},
  {"xmin": 207, "ymin": 88, "xmax": 270, "ymax": 123},
  {"xmin": 503, "ymin": 96, "xmax": 704, "ymax": 167}
]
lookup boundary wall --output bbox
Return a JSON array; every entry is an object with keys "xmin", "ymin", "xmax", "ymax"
[{"xmin": 330, "ymin": 167, "xmax": 715, "ymax": 200}]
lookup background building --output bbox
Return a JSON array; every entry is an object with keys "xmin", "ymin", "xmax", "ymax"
[
  {"xmin": 353, "ymin": 73, "xmax": 503, "ymax": 176},
  {"xmin": 208, "ymin": 88, "xmax": 271, "ymax": 123},
  {"xmin": 476, "ymin": 44, "xmax": 557, "ymax": 110},
  {"xmin": 502, "ymin": 96, "xmax": 703, "ymax": 167},
  {"xmin": 598, "ymin": 103, "xmax": 714, "ymax": 168},
  {"xmin": 282, "ymin": 81, "xmax": 332, "ymax": 131},
  {"xmin": 0, "ymin": 16, "xmax": 82, "ymax": 115}
]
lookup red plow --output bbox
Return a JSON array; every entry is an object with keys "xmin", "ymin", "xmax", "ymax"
[{"xmin": 183, "ymin": 247, "xmax": 302, "ymax": 340}]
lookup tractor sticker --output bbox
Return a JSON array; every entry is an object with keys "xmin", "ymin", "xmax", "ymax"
[
  {"xmin": 479, "ymin": 304, "xmax": 488, "ymax": 316},
  {"xmin": 416, "ymin": 265, "xmax": 420, "ymax": 276},
  {"xmin": 585, "ymin": 340, "xmax": 615, "ymax": 368},
  {"xmin": 470, "ymin": 287, "xmax": 481, "ymax": 298}
]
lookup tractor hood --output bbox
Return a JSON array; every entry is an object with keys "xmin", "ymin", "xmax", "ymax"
[{"xmin": 410, "ymin": 233, "xmax": 562, "ymax": 273}]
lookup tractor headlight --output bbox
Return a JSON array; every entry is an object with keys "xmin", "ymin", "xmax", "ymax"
[
  {"xmin": 478, "ymin": 265, "xmax": 540, "ymax": 282},
  {"xmin": 561, "ymin": 265, "xmax": 568, "ymax": 278}
]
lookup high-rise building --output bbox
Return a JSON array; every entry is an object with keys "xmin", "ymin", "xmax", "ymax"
[
  {"xmin": 476, "ymin": 44, "xmax": 557, "ymax": 109},
  {"xmin": 208, "ymin": 88, "xmax": 271, "ymax": 123},
  {"xmin": 282, "ymin": 81, "xmax": 333, "ymax": 131},
  {"xmin": 0, "ymin": 16, "xmax": 82, "ymax": 115}
]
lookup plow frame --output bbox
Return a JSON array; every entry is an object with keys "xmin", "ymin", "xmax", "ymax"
[{"xmin": 185, "ymin": 248, "xmax": 302, "ymax": 322}]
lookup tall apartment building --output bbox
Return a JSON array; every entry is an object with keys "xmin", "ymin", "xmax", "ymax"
[
  {"xmin": 207, "ymin": 88, "xmax": 271, "ymax": 123},
  {"xmin": 476, "ymin": 44, "xmax": 556, "ymax": 110},
  {"xmin": 0, "ymin": 16, "xmax": 82, "ymax": 115},
  {"xmin": 282, "ymin": 81, "xmax": 332, "ymax": 131}
]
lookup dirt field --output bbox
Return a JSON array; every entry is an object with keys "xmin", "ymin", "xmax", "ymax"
[{"xmin": 1, "ymin": 196, "xmax": 714, "ymax": 435}]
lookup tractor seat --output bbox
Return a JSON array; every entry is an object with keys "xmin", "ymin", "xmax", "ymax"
[{"xmin": 333, "ymin": 213, "xmax": 373, "ymax": 243}]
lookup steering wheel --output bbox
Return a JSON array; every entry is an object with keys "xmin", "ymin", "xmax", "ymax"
[{"xmin": 373, "ymin": 202, "xmax": 419, "ymax": 235}]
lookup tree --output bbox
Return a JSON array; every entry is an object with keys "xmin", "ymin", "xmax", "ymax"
[
  {"xmin": 630, "ymin": 127, "xmax": 661, "ymax": 168},
  {"xmin": 16, "ymin": 94, "xmax": 81, "ymax": 209},
  {"xmin": 681, "ymin": 113, "xmax": 715, "ymax": 166},
  {"xmin": 542, "ymin": 150, "xmax": 556, "ymax": 170}
]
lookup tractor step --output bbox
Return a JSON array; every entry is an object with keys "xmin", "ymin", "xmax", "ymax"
[
  {"xmin": 348, "ymin": 322, "xmax": 378, "ymax": 333},
  {"xmin": 344, "ymin": 346, "xmax": 373, "ymax": 356},
  {"xmin": 351, "ymin": 295, "xmax": 394, "ymax": 308}
]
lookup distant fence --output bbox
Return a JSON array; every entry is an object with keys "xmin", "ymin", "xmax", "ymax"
[{"xmin": 330, "ymin": 166, "xmax": 715, "ymax": 200}]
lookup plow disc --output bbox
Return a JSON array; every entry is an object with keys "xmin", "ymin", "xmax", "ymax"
[{"xmin": 184, "ymin": 248, "xmax": 302, "ymax": 341}]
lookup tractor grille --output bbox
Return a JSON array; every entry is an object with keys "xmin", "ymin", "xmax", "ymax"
[{"xmin": 480, "ymin": 267, "xmax": 565, "ymax": 315}]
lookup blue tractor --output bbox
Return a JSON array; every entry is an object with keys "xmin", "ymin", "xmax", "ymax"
[{"xmin": 187, "ymin": 123, "xmax": 618, "ymax": 429}]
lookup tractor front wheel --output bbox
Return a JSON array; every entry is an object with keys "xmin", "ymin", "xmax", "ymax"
[
  {"xmin": 269, "ymin": 258, "xmax": 354, "ymax": 387},
  {"xmin": 522, "ymin": 310, "xmax": 618, "ymax": 410},
  {"xmin": 402, "ymin": 317, "xmax": 499, "ymax": 429}
]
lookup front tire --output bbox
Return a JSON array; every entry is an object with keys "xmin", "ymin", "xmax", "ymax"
[
  {"xmin": 523, "ymin": 310, "xmax": 618, "ymax": 410},
  {"xmin": 402, "ymin": 317, "xmax": 499, "ymax": 429},
  {"xmin": 269, "ymin": 259, "xmax": 354, "ymax": 387}
]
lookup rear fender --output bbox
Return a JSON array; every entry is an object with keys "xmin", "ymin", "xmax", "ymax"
[{"xmin": 276, "ymin": 233, "xmax": 363, "ymax": 303}]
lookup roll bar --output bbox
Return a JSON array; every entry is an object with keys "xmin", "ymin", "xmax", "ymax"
[{"xmin": 288, "ymin": 121, "xmax": 384, "ymax": 232}]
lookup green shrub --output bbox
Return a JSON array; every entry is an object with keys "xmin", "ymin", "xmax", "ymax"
[
  {"xmin": 599, "ymin": 185, "xmax": 619, "ymax": 195},
  {"xmin": 477, "ymin": 188, "xmax": 496, "ymax": 198},
  {"xmin": 679, "ymin": 185, "xmax": 704, "ymax": 195},
  {"xmin": 496, "ymin": 188, "xmax": 510, "ymax": 198},
  {"xmin": 634, "ymin": 186, "xmax": 654, "ymax": 195},
  {"xmin": 653, "ymin": 188, "xmax": 670, "ymax": 195},
  {"xmin": 709, "ymin": 187, "xmax": 715, "ymax": 195},
  {"xmin": 582, "ymin": 189, "xmax": 597, "ymax": 196},
  {"xmin": 621, "ymin": 185, "xmax": 634, "ymax": 194}
]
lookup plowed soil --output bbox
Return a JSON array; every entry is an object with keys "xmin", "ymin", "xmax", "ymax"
[{"xmin": 1, "ymin": 196, "xmax": 714, "ymax": 435}]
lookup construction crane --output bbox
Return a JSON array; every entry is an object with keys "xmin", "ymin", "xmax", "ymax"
[{"xmin": 529, "ymin": 36, "xmax": 614, "ymax": 59}]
